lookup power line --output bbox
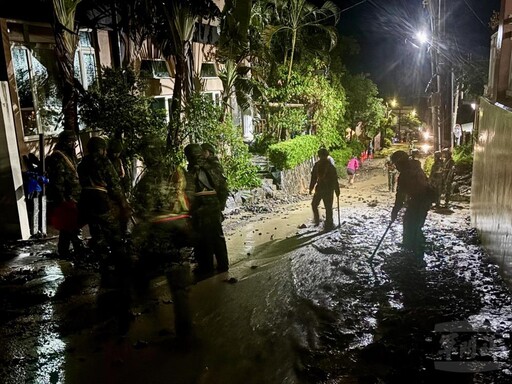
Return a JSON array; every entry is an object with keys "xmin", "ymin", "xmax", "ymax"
[
  {"xmin": 339, "ymin": 0, "xmax": 368, "ymax": 14},
  {"xmin": 461, "ymin": 0, "xmax": 488, "ymax": 29}
]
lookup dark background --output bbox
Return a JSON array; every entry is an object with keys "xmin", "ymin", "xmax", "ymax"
[{"xmin": 325, "ymin": 0, "xmax": 501, "ymax": 103}]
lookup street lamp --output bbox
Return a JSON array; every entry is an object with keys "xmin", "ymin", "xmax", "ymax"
[
  {"xmin": 389, "ymin": 99, "xmax": 402, "ymax": 142},
  {"xmin": 416, "ymin": 30, "xmax": 429, "ymax": 45}
]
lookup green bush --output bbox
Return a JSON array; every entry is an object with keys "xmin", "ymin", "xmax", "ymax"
[
  {"xmin": 330, "ymin": 148, "xmax": 351, "ymax": 178},
  {"xmin": 249, "ymin": 133, "xmax": 277, "ymax": 155},
  {"xmin": 453, "ymin": 143, "xmax": 473, "ymax": 167},
  {"xmin": 423, "ymin": 155, "xmax": 434, "ymax": 176},
  {"xmin": 184, "ymin": 96, "xmax": 260, "ymax": 191},
  {"xmin": 79, "ymin": 66, "xmax": 168, "ymax": 163},
  {"xmin": 268, "ymin": 135, "xmax": 320, "ymax": 169},
  {"xmin": 212, "ymin": 121, "xmax": 261, "ymax": 191},
  {"xmin": 345, "ymin": 140, "xmax": 365, "ymax": 157},
  {"xmin": 453, "ymin": 143, "xmax": 473, "ymax": 175}
]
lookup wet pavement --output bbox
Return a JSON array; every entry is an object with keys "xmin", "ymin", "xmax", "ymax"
[{"xmin": 1, "ymin": 160, "xmax": 512, "ymax": 383}]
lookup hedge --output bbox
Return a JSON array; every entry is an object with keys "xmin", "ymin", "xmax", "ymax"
[{"xmin": 268, "ymin": 135, "xmax": 320, "ymax": 170}]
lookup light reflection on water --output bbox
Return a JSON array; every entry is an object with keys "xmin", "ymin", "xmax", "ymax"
[{"xmin": 34, "ymin": 303, "xmax": 66, "ymax": 384}]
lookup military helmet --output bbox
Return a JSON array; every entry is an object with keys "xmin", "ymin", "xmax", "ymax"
[
  {"xmin": 390, "ymin": 150, "xmax": 409, "ymax": 164},
  {"xmin": 434, "ymin": 150, "xmax": 442, "ymax": 159},
  {"xmin": 442, "ymin": 147, "xmax": 452, "ymax": 156},
  {"xmin": 58, "ymin": 130, "xmax": 77, "ymax": 143},
  {"xmin": 201, "ymin": 142, "xmax": 216, "ymax": 155},
  {"xmin": 184, "ymin": 143, "xmax": 202, "ymax": 160},
  {"xmin": 87, "ymin": 136, "xmax": 108, "ymax": 153}
]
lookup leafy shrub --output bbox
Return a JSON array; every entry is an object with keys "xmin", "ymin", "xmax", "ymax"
[
  {"xmin": 453, "ymin": 143, "xmax": 473, "ymax": 175},
  {"xmin": 268, "ymin": 135, "xmax": 320, "ymax": 169},
  {"xmin": 215, "ymin": 121, "xmax": 261, "ymax": 190},
  {"xmin": 423, "ymin": 155, "xmax": 434, "ymax": 176},
  {"xmin": 453, "ymin": 143, "xmax": 473, "ymax": 167},
  {"xmin": 345, "ymin": 140, "xmax": 365, "ymax": 157},
  {"xmin": 330, "ymin": 148, "xmax": 351, "ymax": 178},
  {"xmin": 266, "ymin": 106, "xmax": 308, "ymax": 139},
  {"xmin": 184, "ymin": 96, "xmax": 260, "ymax": 190},
  {"xmin": 79, "ymin": 67, "xmax": 168, "ymax": 162},
  {"xmin": 249, "ymin": 133, "xmax": 278, "ymax": 155}
]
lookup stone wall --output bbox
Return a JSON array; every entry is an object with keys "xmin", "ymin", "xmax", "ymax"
[
  {"xmin": 224, "ymin": 157, "xmax": 314, "ymax": 211},
  {"xmin": 279, "ymin": 157, "xmax": 316, "ymax": 194}
]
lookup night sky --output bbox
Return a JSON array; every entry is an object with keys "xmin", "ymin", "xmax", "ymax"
[{"xmin": 326, "ymin": 0, "xmax": 501, "ymax": 103}]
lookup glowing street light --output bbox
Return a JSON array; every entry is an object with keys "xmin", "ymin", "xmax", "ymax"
[
  {"xmin": 416, "ymin": 30, "xmax": 429, "ymax": 45},
  {"xmin": 389, "ymin": 99, "xmax": 402, "ymax": 141}
]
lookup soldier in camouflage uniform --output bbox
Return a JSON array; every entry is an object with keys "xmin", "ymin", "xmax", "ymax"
[
  {"xmin": 391, "ymin": 150, "xmax": 433, "ymax": 254},
  {"xmin": 429, "ymin": 151, "xmax": 443, "ymax": 207},
  {"xmin": 185, "ymin": 143, "xmax": 229, "ymax": 274},
  {"xmin": 46, "ymin": 130, "xmax": 83, "ymax": 259},
  {"xmin": 441, "ymin": 148, "xmax": 455, "ymax": 207},
  {"xmin": 78, "ymin": 137, "xmax": 130, "ymax": 270},
  {"xmin": 309, "ymin": 148, "xmax": 340, "ymax": 231},
  {"xmin": 201, "ymin": 143, "xmax": 229, "ymax": 210}
]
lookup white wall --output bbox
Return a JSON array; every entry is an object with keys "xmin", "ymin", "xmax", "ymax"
[{"xmin": 0, "ymin": 82, "xmax": 30, "ymax": 240}]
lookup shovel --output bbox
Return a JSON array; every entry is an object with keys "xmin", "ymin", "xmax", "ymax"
[{"xmin": 369, "ymin": 219, "xmax": 394, "ymax": 261}]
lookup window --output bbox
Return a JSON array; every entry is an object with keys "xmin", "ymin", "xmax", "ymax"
[
  {"xmin": 141, "ymin": 59, "xmax": 171, "ymax": 79},
  {"xmin": 74, "ymin": 30, "xmax": 97, "ymax": 89},
  {"xmin": 12, "ymin": 45, "xmax": 62, "ymax": 137},
  {"xmin": 193, "ymin": 23, "xmax": 220, "ymax": 45},
  {"xmin": 202, "ymin": 91, "xmax": 221, "ymax": 106},
  {"xmin": 200, "ymin": 62, "xmax": 218, "ymax": 78},
  {"xmin": 151, "ymin": 96, "xmax": 173, "ymax": 122}
]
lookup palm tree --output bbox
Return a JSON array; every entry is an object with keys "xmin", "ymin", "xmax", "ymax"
[
  {"xmin": 217, "ymin": 0, "xmax": 266, "ymax": 122},
  {"xmin": 150, "ymin": 0, "xmax": 219, "ymax": 147},
  {"xmin": 263, "ymin": 0, "xmax": 339, "ymax": 83},
  {"xmin": 52, "ymin": 0, "xmax": 83, "ymax": 133}
]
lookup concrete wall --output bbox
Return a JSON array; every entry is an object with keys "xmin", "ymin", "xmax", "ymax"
[
  {"xmin": 0, "ymin": 81, "xmax": 30, "ymax": 240},
  {"xmin": 471, "ymin": 97, "xmax": 512, "ymax": 283}
]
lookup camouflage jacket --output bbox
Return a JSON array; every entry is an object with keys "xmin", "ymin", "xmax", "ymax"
[
  {"xmin": 429, "ymin": 159, "xmax": 444, "ymax": 184},
  {"xmin": 442, "ymin": 158, "xmax": 455, "ymax": 181},
  {"xmin": 45, "ymin": 145, "xmax": 80, "ymax": 204},
  {"xmin": 77, "ymin": 153, "xmax": 126, "ymax": 206},
  {"xmin": 202, "ymin": 156, "xmax": 229, "ymax": 209},
  {"xmin": 395, "ymin": 159, "xmax": 433, "ymax": 206},
  {"xmin": 133, "ymin": 166, "xmax": 194, "ymax": 220}
]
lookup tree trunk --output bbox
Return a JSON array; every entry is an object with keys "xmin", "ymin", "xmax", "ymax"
[
  {"xmin": 168, "ymin": 53, "xmax": 185, "ymax": 148},
  {"xmin": 55, "ymin": 29, "xmax": 78, "ymax": 134},
  {"xmin": 287, "ymin": 29, "xmax": 297, "ymax": 83}
]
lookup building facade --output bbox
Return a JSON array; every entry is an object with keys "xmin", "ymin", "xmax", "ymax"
[
  {"xmin": 0, "ymin": 0, "xmax": 253, "ymax": 240},
  {"xmin": 472, "ymin": 0, "xmax": 512, "ymax": 284}
]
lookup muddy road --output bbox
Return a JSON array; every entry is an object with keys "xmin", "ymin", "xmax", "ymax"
[{"xmin": 1, "ymin": 158, "xmax": 511, "ymax": 383}]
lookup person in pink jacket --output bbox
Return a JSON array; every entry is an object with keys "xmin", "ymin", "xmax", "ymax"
[{"xmin": 346, "ymin": 156, "xmax": 360, "ymax": 185}]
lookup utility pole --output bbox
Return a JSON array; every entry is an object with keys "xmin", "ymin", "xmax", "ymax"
[{"xmin": 426, "ymin": 0, "xmax": 446, "ymax": 151}]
